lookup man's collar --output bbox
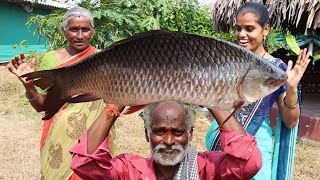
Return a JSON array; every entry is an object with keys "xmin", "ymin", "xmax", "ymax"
[
  {"xmin": 130, "ymin": 157, "xmax": 157, "ymax": 179},
  {"xmin": 197, "ymin": 154, "xmax": 206, "ymax": 172}
]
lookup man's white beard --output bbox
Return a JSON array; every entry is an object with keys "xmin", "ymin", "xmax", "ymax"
[{"xmin": 152, "ymin": 143, "xmax": 188, "ymax": 166}]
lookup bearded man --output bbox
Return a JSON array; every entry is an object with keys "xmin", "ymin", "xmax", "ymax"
[{"xmin": 70, "ymin": 101, "xmax": 262, "ymax": 179}]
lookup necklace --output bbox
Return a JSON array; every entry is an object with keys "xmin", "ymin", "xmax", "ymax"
[{"xmin": 261, "ymin": 51, "xmax": 267, "ymax": 59}]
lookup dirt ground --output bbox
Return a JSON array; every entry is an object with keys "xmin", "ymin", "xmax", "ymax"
[{"xmin": 0, "ymin": 65, "xmax": 319, "ymax": 179}]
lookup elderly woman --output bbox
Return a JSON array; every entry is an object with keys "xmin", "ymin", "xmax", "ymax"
[{"xmin": 7, "ymin": 7, "xmax": 121, "ymax": 179}]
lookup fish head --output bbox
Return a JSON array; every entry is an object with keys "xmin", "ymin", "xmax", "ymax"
[{"xmin": 240, "ymin": 57, "xmax": 287, "ymax": 104}]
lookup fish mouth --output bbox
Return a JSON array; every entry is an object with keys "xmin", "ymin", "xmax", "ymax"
[
  {"xmin": 276, "ymin": 73, "xmax": 288, "ymax": 86},
  {"xmin": 273, "ymin": 68, "xmax": 288, "ymax": 85},
  {"xmin": 274, "ymin": 79, "xmax": 286, "ymax": 87}
]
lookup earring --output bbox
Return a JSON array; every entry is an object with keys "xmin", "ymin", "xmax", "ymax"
[{"xmin": 263, "ymin": 36, "xmax": 266, "ymax": 43}]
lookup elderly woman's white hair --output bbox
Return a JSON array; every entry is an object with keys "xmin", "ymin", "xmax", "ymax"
[{"xmin": 61, "ymin": 6, "xmax": 94, "ymax": 28}]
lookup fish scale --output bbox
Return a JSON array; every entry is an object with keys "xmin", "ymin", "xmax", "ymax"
[{"xmin": 21, "ymin": 30, "xmax": 287, "ymax": 120}]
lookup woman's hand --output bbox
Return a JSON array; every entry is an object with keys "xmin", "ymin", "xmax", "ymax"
[
  {"xmin": 7, "ymin": 52, "xmax": 37, "ymax": 87},
  {"xmin": 286, "ymin": 48, "xmax": 311, "ymax": 90}
]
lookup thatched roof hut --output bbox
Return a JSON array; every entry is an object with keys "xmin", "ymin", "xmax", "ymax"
[{"xmin": 212, "ymin": 0, "xmax": 320, "ymax": 34}]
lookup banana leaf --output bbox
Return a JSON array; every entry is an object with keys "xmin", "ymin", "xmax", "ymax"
[{"xmin": 286, "ymin": 34, "xmax": 301, "ymax": 55}]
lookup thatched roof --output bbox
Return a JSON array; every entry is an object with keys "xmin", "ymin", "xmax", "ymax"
[{"xmin": 212, "ymin": 0, "xmax": 320, "ymax": 34}]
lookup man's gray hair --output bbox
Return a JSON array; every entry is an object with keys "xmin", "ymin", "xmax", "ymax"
[
  {"xmin": 61, "ymin": 6, "xmax": 94, "ymax": 28},
  {"xmin": 142, "ymin": 101, "xmax": 195, "ymax": 136}
]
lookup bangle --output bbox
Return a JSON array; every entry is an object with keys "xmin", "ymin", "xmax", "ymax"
[
  {"xmin": 25, "ymin": 92, "xmax": 39, "ymax": 101},
  {"xmin": 105, "ymin": 104, "xmax": 120, "ymax": 117},
  {"xmin": 283, "ymin": 96, "xmax": 298, "ymax": 109}
]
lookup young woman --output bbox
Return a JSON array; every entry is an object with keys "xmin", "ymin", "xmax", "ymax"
[{"xmin": 205, "ymin": 2, "xmax": 310, "ymax": 180}]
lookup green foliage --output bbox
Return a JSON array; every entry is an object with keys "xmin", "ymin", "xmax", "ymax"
[
  {"xmin": 212, "ymin": 29, "xmax": 236, "ymax": 43},
  {"xmin": 26, "ymin": 10, "xmax": 66, "ymax": 50},
  {"xmin": 11, "ymin": 40, "xmax": 40, "ymax": 61},
  {"xmin": 88, "ymin": 0, "xmax": 216, "ymax": 47},
  {"xmin": 88, "ymin": 0, "xmax": 139, "ymax": 48},
  {"xmin": 11, "ymin": 40, "xmax": 29, "ymax": 51},
  {"xmin": 133, "ymin": 0, "xmax": 215, "ymax": 36},
  {"xmin": 25, "ymin": 0, "xmax": 284, "ymax": 53},
  {"xmin": 26, "ymin": 0, "xmax": 216, "ymax": 50},
  {"xmin": 313, "ymin": 50, "xmax": 320, "ymax": 64},
  {"xmin": 265, "ymin": 27, "xmax": 287, "ymax": 53},
  {"xmin": 286, "ymin": 33, "xmax": 301, "ymax": 55}
]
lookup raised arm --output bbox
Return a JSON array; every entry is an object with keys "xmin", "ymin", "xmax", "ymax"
[
  {"xmin": 87, "ymin": 104, "xmax": 124, "ymax": 154},
  {"xmin": 7, "ymin": 53, "xmax": 46, "ymax": 111},
  {"xmin": 207, "ymin": 109, "xmax": 246, "ymax": 135},
  {"xmin": 277, "ymin": 49, "xmax": 310, "ymax": 128},
  {"xmin": 206, "ymin": 109, "xmax": 262, "ymax": 179},
  {"xmin": 70, "ymin": 104, "xmax": 124, "ymax": 179}
]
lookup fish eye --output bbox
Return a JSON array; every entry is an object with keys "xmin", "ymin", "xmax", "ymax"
[{"xmin": 268, "ymin": 79, "xmax": 277, "ymax": 87}]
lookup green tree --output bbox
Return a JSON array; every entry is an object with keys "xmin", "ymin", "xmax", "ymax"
[
  {"xmin": 26, "ymin": 0, "xmax": 284, "ymax": 52},
  {"xmin": 132, "ymin": 0, "xmax": 215, "ymax": 36},
  {"xmin": 27, "ymin": 0, "xmax": 139, "ymax": 49},
  {"xmin": 27, "ymin": 0, "xmax": 217, "ymax": 50},
  {"xmin": 26, "ymin": 10, "xmax": 66, "ymax": 50},
  {"xmin": 87, "ymin": 0, "xmax": 139, "ymax": 48}
]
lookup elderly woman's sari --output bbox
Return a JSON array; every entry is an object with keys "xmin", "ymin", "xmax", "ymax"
[{"xmin": 38, "ymin": 46, "xmax": 117, "ymax": 180}]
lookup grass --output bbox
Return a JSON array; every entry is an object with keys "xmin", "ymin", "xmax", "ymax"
[
  {"xmin": 0, "ymin": 69, "xmax": 42, "ymax": 179},
  {"xmin": 293, "ymin": 140, "xmax": 320, "ymax": 179},
  {"xmin": 0, "ymin": 77, "xmax": 41, "ymax": 118}
]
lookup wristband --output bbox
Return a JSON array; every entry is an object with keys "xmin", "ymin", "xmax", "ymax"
[
  {"xmin": 105, "ymin": 104, "xmax": 121, "ymax": 117},
  {"xmin": 283, "ymin": 96, "xmax": 298, "ymax": 109},
  {"xmin": 25, "ymin": 92, "xmax": 39, "ymax": 101}
]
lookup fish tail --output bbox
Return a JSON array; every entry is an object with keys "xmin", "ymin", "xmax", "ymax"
[{"xmin": 21, "ymin": 70, "xmax": 66, "ymax": 120}]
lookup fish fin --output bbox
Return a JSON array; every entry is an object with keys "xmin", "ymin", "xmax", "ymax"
[
  {"xmin": 21, "ymin": 70, "xmax": 66, "ymax": 120},
  {"xmin": 21, "ymin": 70, "xmax": 57, "ymax": 91},
  {"xmin": 123, "ymin": 104, "xmax": 151, "ymax": 115},
  {"xmin": 67, "ymin": 94, "xmax": 100, "ymax": 103},
  {"xmin": 41, "ymin": 85, "xmax": 65, "ymax": 120},
  {"xmin": 213, "ymin": 100, "xmax": 245, "ymax": 132},
  {"xmin": 107, "ymin": 30, "xmax": 175, "ymax": 50}
]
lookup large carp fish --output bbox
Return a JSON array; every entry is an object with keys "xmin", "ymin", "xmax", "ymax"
[{"xmin": 22, "ymin": 30, "xmax": 287, "ymax": 120}]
